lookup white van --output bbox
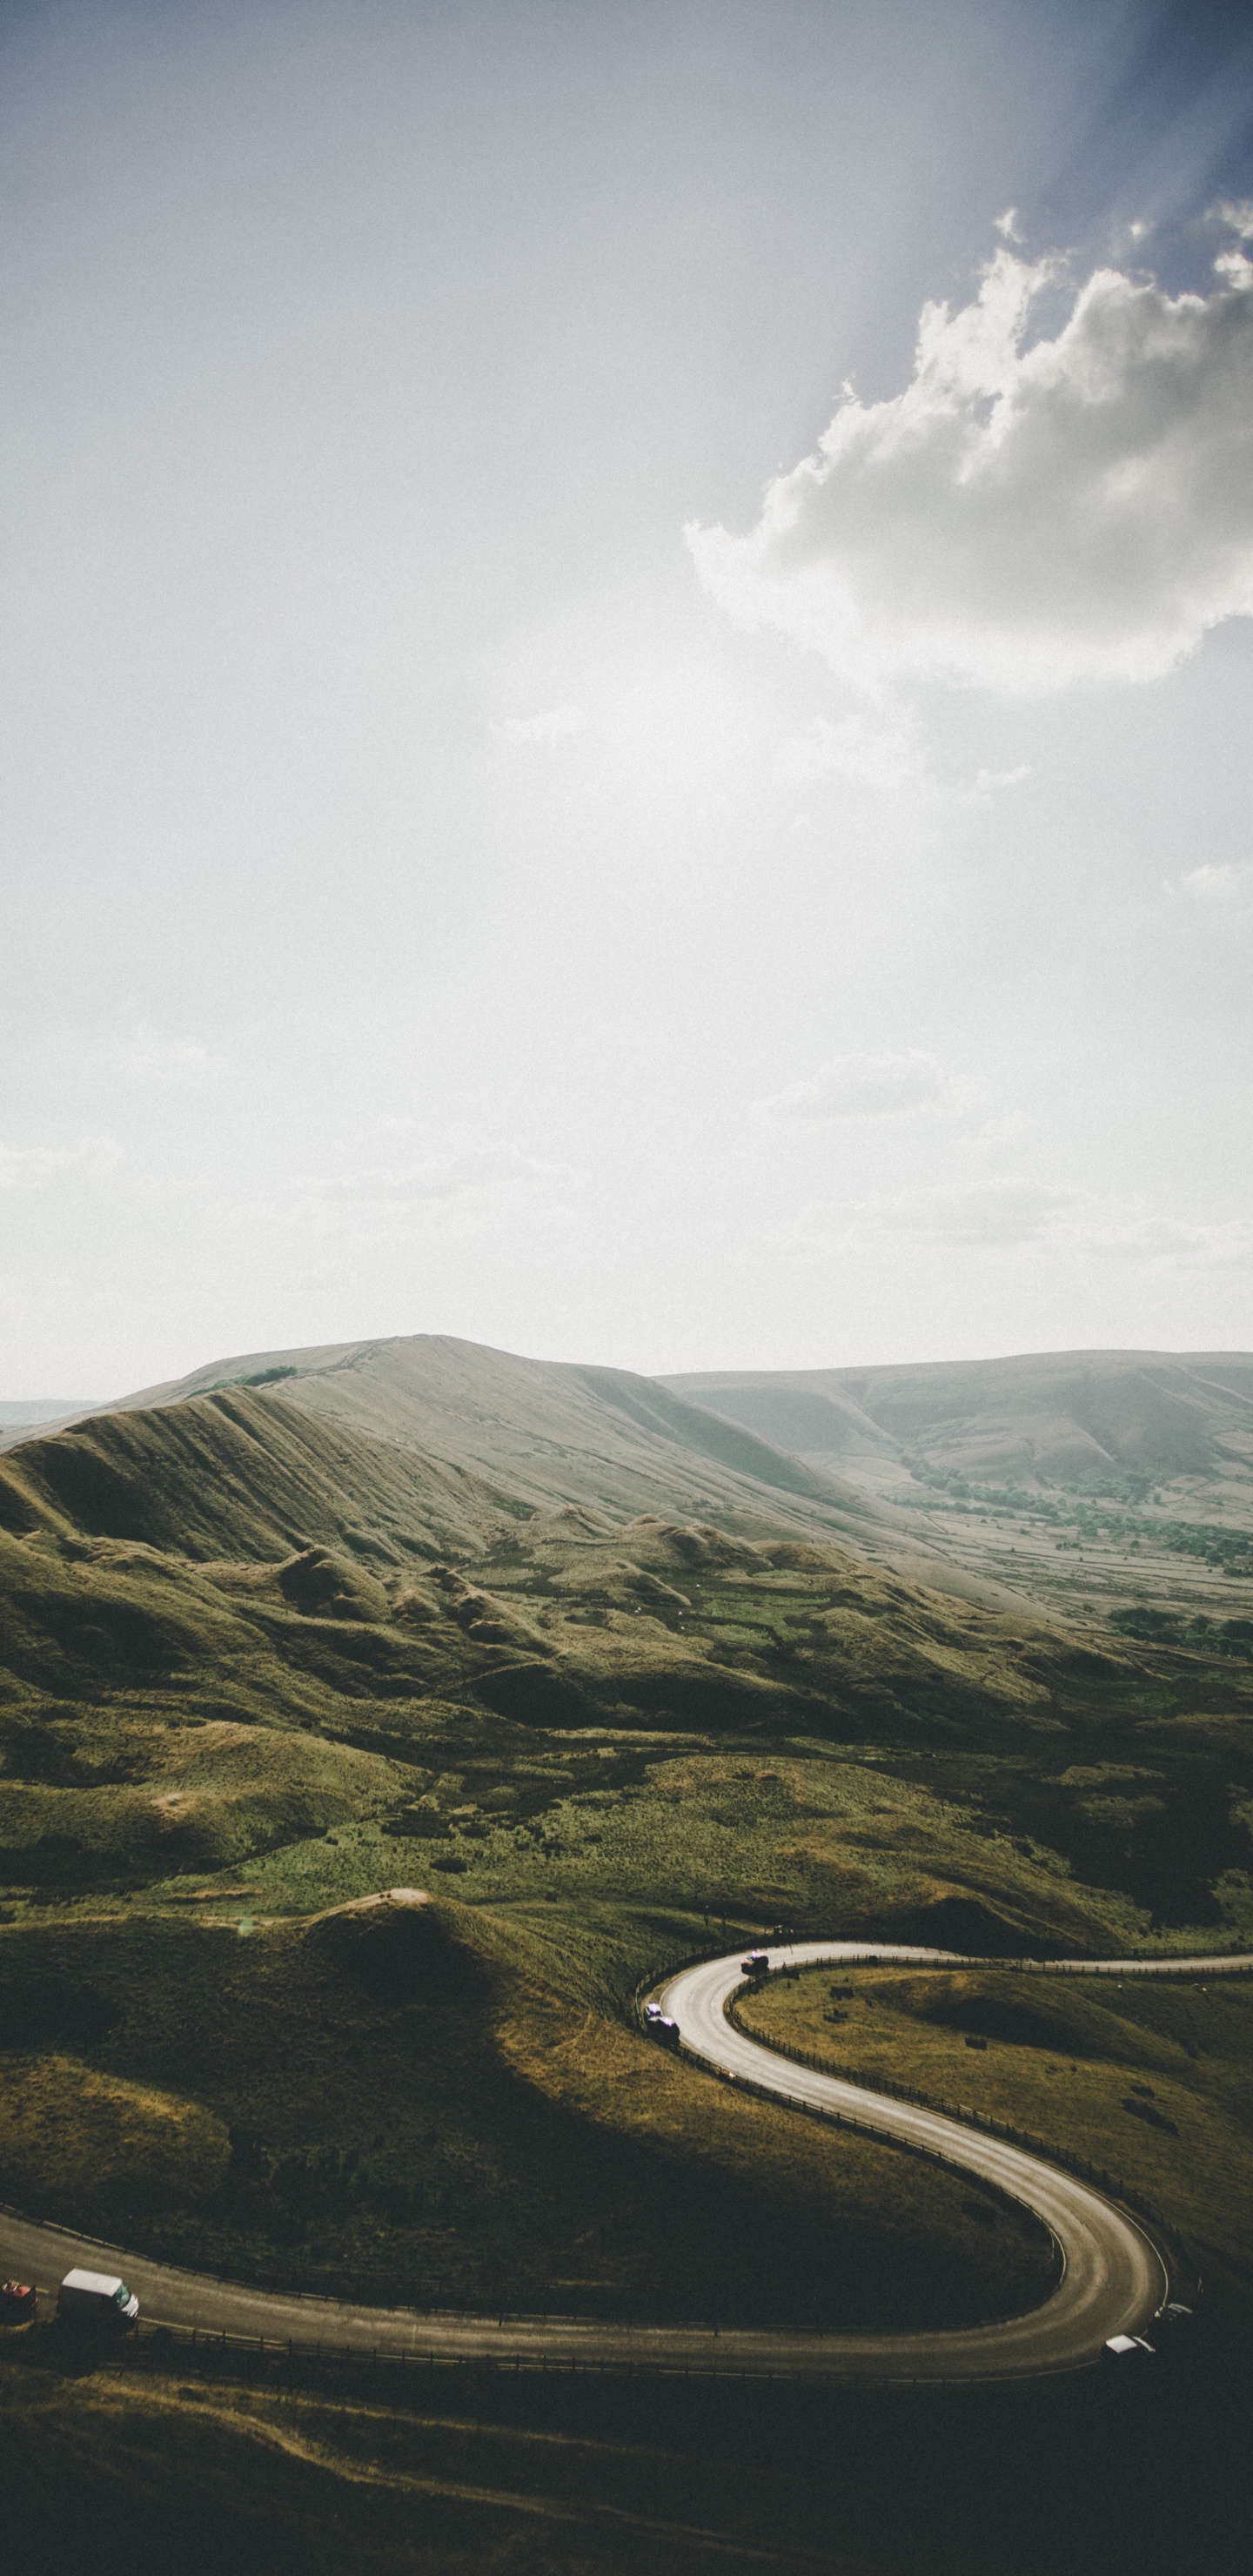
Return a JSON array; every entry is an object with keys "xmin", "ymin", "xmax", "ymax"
[{"xmin": 58, "ymin": 2269, "xmax": 139, "ymax": 2331}]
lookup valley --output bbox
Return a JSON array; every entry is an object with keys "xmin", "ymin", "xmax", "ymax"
[{"xmin": 2, "ymin": 1333, "xmax": 1251, "ymax": 2571}]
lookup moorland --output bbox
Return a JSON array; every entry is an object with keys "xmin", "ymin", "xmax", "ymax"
[{"xmin": 2, "ymin": 1332, "xmax": 1251, "ymax": 2573}]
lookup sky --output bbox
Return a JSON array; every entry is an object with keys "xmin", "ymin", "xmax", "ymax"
[{"xmin": 2, "ymin": 0, "xmax": 1252, "ymax": 1396}]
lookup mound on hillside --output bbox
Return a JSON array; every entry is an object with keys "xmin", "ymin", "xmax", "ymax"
[{"xmin": 301, "ymin": 1888, "xmax": 472, "ymax": 2002}]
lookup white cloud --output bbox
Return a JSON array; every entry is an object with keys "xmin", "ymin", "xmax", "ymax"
[
  {"xmin": 994, "ymin": 207, "xmax": 1022, "ymax": 243},
  {"xmin": 756, "ymin": 1050, "xmax": 975, "ymax": 1124},
  {"xmin": 687, "ymin": 248, "xmax": 1253, "ymax": 694},
  {"xmin": 129, "ymin": 1030, "xmax": 225, "ymax": 1080},
  {"xmin": 772, "ymin": 713, "xmax": 1030, "ymax": 807},
  {"xmin": 1213, "ymin": 199, "xmax": 1253, "ymax": 242},
  {"xmin": 223, "ymin": 1144, "xmax": 580, "ymax": 1240},
  {"xmin": 311, "ymin": 1144, "xmax": 576, "ymax": 1207},
  {"xmin": 973, "ymin": 763, "xmax": 1030, "ymax": 794},
  {"xmin": 1165, "ymin": 861, "xmax": 1253, "ymax": 909},
  {"xmin": 495, "ymin": 701, "xmax": 586, "ymax": 744},
  {"xmin": 0, "ymin": 1136, "xmax": 123, "ymax": 1189},
  {"xmin": 779, "ymin": 1176, "xmax": 1253, "ymax": 1268},
  {"xmin": 772, "ymin": 711, "xmax": 925, "ymax": 796}
]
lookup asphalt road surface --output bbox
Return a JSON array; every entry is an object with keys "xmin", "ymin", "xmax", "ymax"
[{"xmin": 3, "ymin": 1942, "xmax": 1247, "ymax": 2381}]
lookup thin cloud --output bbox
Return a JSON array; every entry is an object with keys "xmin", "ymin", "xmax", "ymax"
[
  {"xmin": 756, "ymin": 1050, "xmax": 976, "ymax": 1124},
  {"xmin": 222, "ymin": 1144, "xmax": 581, "ymax": 1239},
  {"xmin": 779, "ymin": 1177, "xmax": 1253, "ymax": 1268},
  {"xmin": 312, "ymin": 1144, "xmax": 576, "ymax": 1206},
  {"xmin": 495, "ymin": 702, "xmax": 586, "ymax": 744},
  {"xmin": 1165, "ymin": 861, "xmax": 1253, "ymax": 909},
  {"xmin": 688, "ymin": 246, "xmax": 1253, "ymax": 694},
  {"xmin": 773, "ymin": 711, "xmax": 926, "ymax": 797},
  {"xmin": 0, "ymin": 1136, "xmax": 123, "ymax": 1188},
  {"xmin": 773, "ymin": 712, "xmax": 1031, "ymax": 807},
  {"xmin": 129, "ymin": 1030, "xmax": 225, "ymax": 1080}
]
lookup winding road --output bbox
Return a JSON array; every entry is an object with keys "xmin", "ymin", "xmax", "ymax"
[{"xmin": 3, "ymin": 1942, "xmax": 1248, "ymax": 2381}]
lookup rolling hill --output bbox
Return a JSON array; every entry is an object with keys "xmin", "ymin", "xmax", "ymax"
[
  {"xmin": 40, "ymin": 1332, "xmax": 876, "ymax": 1538},
  {"xmin": 663, "ymin": 1350, "xmax": 1253, "ymax": 1507}
]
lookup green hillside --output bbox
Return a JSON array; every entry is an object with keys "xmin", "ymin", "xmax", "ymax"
[{"xmin": 1, "ymin": 1371, "xmax": 1251, "ymax": 2348}]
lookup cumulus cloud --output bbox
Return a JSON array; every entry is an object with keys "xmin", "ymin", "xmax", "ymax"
[
  {"xmin": 756, "ymin": 1050, "xmax": 975, "ymax": 1124},
  {"xmin": 779, "ymin": 1176, "xmax": 1253, "ymax": 1267},
  {"xmin": 687, "ymin": 247, "xmax": 1253, "ymax": 694},
  {"xmin": 0, "ymin": 1136, "xmax": 123, "ymax": 1188},
  {"xmin": 1213, "ymin": 200, "xmax": 1253, "ymax": 242},
  {"xmin": 495, "ymin": 701, "xmax": 586, "ymax": 744}
]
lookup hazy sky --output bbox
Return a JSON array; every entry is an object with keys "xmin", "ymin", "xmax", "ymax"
[{"xmin": 3, "ymin": 0, "xmax": 1252, "ymax": 1395}]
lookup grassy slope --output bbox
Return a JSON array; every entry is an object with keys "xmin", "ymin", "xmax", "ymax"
[
  {"xmin": 2, "ymin": 2356, "xmax": 848, "ymax": 2576},
  {"xmin": 75, "ymin": 1329, "xmax": 874, "ymax": 1531},
  {"xmin": 738, "ymin": 1964, "xmax": 1253, "ymax": 2293},
  {"xmin": 0, "ymin": 1894, "xmax": 1052, "ymax": 2332},
  {"xmin": 0, "ymin": 1385, "xmax": 1250, "ymax": 2340}
]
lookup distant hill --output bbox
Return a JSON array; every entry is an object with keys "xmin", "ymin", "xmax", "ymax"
[
  {"xmin": 662, "ymin": 1352, "xmax": 1253, "ymax": 1501},
  {"xmin": 47, "ymin": 1332, "xmax": 880, "ymax": 1541}
]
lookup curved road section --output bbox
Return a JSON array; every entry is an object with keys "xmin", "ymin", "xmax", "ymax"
[{"xmin": 2, "ymin": 1944, "xmax": 1247, "ymax": 2382}]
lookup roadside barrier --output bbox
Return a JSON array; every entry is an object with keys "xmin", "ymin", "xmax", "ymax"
[{"xmin": 34, "ymin": 2312, "xmax": 944, "ymax": 2388}]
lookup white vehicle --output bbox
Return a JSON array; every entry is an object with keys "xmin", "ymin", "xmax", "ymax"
[
  {"xmin": 58, "ymin": 2269, "xmax": 139, "ymax": 2331},
  {"xmin": 1102, "ymin": 2332, "xmax": 1155, "ymax": 2361}
]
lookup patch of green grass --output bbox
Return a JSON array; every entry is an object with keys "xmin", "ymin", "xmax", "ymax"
[{"xmin": 737, "ymin": 1965, "xmax": 1253, "ymax": 2290}]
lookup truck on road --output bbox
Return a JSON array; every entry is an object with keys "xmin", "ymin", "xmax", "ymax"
[{"xmin": 58, "ymin": 2270, "xmax": 139, "ymax": 2331}]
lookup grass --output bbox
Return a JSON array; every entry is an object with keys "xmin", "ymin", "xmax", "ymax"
[
  {"xmin": 0, "ymin": 2054, "xmax": 230, "ymax": 2212},
  {"xmin": 0, "ymin": 1896, "xmax": 1053, "ymax": 2333},
  {"xmin": 736, "ymin": 1964, "xmax": 1253, "ymax": 2291},
  {"xmin": 3, "ymin": 1383, "xmax": 1253, "ymax": 2355},
  {"xmin": 1, "ymin": 2349, "xmax": 822, "ymax": 2576},
  {"xmin": 3, "ymin": 2311, "xmax": 1252, "ymax": 2576}
]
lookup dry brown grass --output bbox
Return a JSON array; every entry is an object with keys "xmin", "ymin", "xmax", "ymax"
[{"xmin": 0, "ymin": 2052, "xmax": 230, "ymax": 2210}]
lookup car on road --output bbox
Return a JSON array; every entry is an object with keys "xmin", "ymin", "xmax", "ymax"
[
  {"xmin": 58, "ymin": 2269, "xmax": 139, "ymax": 2332},
  {"xmin": 1, "ymin": 2280, "xmax": 37, "ymax": 2326},
  {"xmin": 1102, "ymin": 2333, "xmax": 1155, "ymax": 2361},
  {"xmin": 651, "ymin": 2015, "xmax": 681, "ymax": 2050},
  {"xmin": 740, "ymin": 1951, "xmax": 769, "ymax": 1978}
]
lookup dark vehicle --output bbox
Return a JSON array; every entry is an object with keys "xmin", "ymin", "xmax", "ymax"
[
  {"xmin": 58, "ymin": 2270, "xmax": 139, "ymax": 2332},
  {"xmin": 740, "ymin": 1951, "xmax": 769, "ymax": 1978},
  {"xmin": 0, "ymin": 2281, "xmax": 37, "ymax": 2326},
  {"xmin": 653, "ymin": 2015, "xmax": 681, "ymax": 2050}
]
